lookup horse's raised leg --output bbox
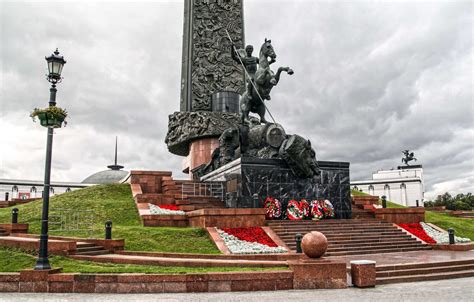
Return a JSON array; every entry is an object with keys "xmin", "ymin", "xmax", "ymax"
[
  {"xmin": 256, "ymin": 104, "xmax": 268, "ymax": 124},
  {"xmin": 240, "ymin": 94, "xmax": 251, "ymax": 125}
]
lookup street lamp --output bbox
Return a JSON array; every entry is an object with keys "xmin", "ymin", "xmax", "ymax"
[{"xmin": 35, "ymin": 49, "xmax": 66, "ymax": 270}]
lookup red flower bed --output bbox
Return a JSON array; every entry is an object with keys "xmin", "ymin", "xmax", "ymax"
[
  {"xmin": 398, "ymin": 223, "xmax": 436, "ymax": 244},
  {"xmin": 158, "ymin": 204, "xmax": 180, "ymax": 211},
  {"xmin": 221, "ymin": 227, "xmax": 278, "ymax": 247}
]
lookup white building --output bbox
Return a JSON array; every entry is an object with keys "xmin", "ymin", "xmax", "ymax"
[
  {"xmin": 0, "ymin": 179, "xmax": 91, "ymax": 201},
  {"xmin": 351, "ymin": 165, "xmax": 424, "ymax": 207}
]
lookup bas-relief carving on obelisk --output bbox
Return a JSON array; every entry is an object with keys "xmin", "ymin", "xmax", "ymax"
[
  {"xmin": 167, "ymin": 0, "xmax": 245, "ymax": 174},
  {"xmin": 180, "ymin": 0, "xmax": 245, "ymax": 112}
]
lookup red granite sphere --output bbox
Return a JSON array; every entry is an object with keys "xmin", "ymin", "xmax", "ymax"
[{"xmin": 301, "ymin": 231, "xmax": 328, "ymax": 258}]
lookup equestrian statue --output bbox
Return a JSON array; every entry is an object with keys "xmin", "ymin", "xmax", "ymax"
[
  {"xmin": 235, "ymin": 39, "xmax": 294, "ymax": 125},
  {"xmin": 402, "ymin": 150, "xmax": 417, "ymax": 165}
]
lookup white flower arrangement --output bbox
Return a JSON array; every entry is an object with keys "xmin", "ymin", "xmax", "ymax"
[
  {"xmin": 217, "ymin": 229, "xmax": 287, "ymax": 254},
  {"xmin": 420, "ymin": 222, "xmax": 471, "ymax": 244},
  {"xmin": 148, "ymin": 203, "xmax": 186, "ymax": 215}
]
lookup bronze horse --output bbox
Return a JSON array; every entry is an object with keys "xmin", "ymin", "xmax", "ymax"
[
  {"xmin": 402, "ymin": 150, "xmax": 417, "ymax": 165},
  {"xmin": 240, "ymin": 39, "xmax": 293, "ymax": 124}
]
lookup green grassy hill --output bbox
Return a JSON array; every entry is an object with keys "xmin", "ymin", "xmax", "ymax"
[{"xmin": 0, "ymin": 184, "xmax": 220, "ymax": 253}]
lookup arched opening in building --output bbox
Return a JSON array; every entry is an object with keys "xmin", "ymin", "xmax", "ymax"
[
  {"xmin": 384, "ymin": 184, "xmax": 391, "ymax": 201},
  {"xmin": 400, "ymin": 183, "xmax": 407, "ymax": 206}
]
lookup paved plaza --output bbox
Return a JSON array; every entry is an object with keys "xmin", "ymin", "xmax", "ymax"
[{"xmin": 1, "ymin": 277, "xmax": 473, "ymax": 302}]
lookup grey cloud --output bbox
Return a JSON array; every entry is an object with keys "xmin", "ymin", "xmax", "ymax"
[{"xmin": 1, "ymin": 0, "xmax": 472, "ymax": 199}]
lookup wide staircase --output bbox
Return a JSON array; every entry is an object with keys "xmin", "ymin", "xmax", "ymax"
[
  {"xmin": 376, "ymin": 259, "xmax": 474, "ymax": 284},
  {"xmin": 267, "ymin": 219, "xmax": 432, "ymax": 256},
  {"xmin": 269, "ymin": 195, "xmax": 433, "ymax": 255},
  {"xmin": 0, "ymin": 227, "xmax": 8, "ymax": 237}
]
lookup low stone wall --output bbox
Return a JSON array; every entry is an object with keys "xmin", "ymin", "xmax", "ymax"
[
  {"xmin": 0, "ymin": 270, "xmax": 293, "ymax": 293},
  {"xmin": 0, "ymin": 223, "xmax": 29, "ymax": 234},
  {"xmin": 433, "ymin": 243, "xmax": 474, "ymax": 251},
  {"xmin": 188, "ymin": 209, "xmax": 266, "ymax": 228},
  {"xmin": 141, "ymin": 214, "xmax": 188, "ymax": 227},
  {"xmin": 374, "ymin": 208, "xmax": 425, "ymax": 224},
  {"xmin": 0, "ymin": 237, "xmax": 75, "ymax": 255},
  {"xmin": 6, "ymin": 234, "xmax": 125, "ymax": 254}
]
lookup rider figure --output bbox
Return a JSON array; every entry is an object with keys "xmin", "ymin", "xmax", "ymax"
[{"xmin": 231, "ymin": 44, "xmax": 259, "ymax": 101}]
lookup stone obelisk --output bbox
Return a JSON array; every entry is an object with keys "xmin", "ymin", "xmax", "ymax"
[{"xmin": 166, "ymin": 0, "xmax": 245, "ymax": 176}]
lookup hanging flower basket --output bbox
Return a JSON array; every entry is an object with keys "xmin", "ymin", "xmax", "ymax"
[{"xmin": 30, "ymin": 107, "xmax": 68, "ymax": 128}]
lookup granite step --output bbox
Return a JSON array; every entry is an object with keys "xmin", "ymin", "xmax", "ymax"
[
  {"xmin": 269, "ymin": 225, "xmax": 394, "ymax": 231},
  {"xmin": 273, "ymin": 231, "xmax": 403, "ymax": 237},
  {"xmin": 376, "ymin": 269, "xmax": 474, "ymax": 285},
  {"xmin": 270, "ymin": 226, "xmax": 397, "ymax": 232},
  {"xmin": 285, "ymin": 240, "xmax": 427, "ymax": 250},
  {"xmin": 76, "ymin": 246, "xmax": 108, "ymax": 253},
  {"xmin": 75, "ymin": 242, "xmax": 109, "ymax": 256},
  {"xmin": 327, "ymin": 239, "xmax": 421, "ymax": 248},
  {"xmin": 75, "ymin": 249, "xmax": 111, "ymax": 256},
  {"xmin": 286, "ymin": 239, "xmax": 426, "ymax": 248},
  {"xmin": 276, "ymin": 231, "xmax": 410, "ymax": 239},
  {"xmin": 376, "ymin": 263, "xmax": 474, "ymax": 277},
  {"xmin": 267, "ymin": 219, "xmax": 385, "ymax": 225},
  {"xmin": 376, "ymin": 259, "xmax": 474, "ymax": 271},
  {"xmin": 325, "ymin": 246, "xmax": 432, "ymax": 256},
  {"xmin": 326, "ymin": 242, "xmax": 429, "ymax": 252},
  {"xmin": 76, "ymin": 242, "xmax": 97, "ymax": 248}
]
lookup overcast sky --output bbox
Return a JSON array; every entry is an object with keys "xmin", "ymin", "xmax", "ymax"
[{"xmin": 0, "ymin": 0, "xmax": 472, "ymax": 199}]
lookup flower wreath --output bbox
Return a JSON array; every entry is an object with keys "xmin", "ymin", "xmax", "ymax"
[
  {"xmin": 287, "ymin": 199, "xmax": 303, "ymax": 220},
  {"xmin": 264, "ymin": 197, "xmax": 282, "ymax": 219},
  {"xmin": 323, "ymin": 200, "xmax": 335, "ymax": 218},
  {"xmin": 299, "ymin": 199, "xmax": 311, "ymax": 219},
  {"xmin": 310, "ymin": 200, "xmax": 324, "ymax": 220}
]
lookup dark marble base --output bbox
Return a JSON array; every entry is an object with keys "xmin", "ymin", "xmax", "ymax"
[{"xmin": 211, "ymin": 157, "xmax": 351, "ymax": 219}]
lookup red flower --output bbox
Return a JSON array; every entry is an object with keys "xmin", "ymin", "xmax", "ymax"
[
  {"xmin": 221, "ymin": 227, "xmax": 278, "ymax": 247},
  {"xmin": 398, "ymin": 223, "xmax": 436, "ymax": 244},
  {"xmin": 158, "ymin": 204, "xmax": 180, "ymax": 211}
]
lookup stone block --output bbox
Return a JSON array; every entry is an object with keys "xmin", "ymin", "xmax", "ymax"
[
  {"xmin": 20, "ymin": 281, "xmax": 48, "ymax": 292},
  {"xmin": 49, "ymin": 281, "xmax": 74, "ymax": 293},
  {"xmin": 186, "ymin": 274, "xmax": 209, "ymax": 292},
  {"xmin": 0, "ymin": 282, "xmax": 19, "ymax": 292},
  {"xmin": 163, "ymin": 282, "xmax": 187, "ymax": 293},
  {"xmin": 20, "ymin": 268, "xmax": 62, "ymax": 282},
  {"xmin": 0, "ymin": 274, "xmax": 20, "ymax": 282},
  {"xmin": 73, "ymin": 275, "xmax": 95, "ymax": 293},
  {"xmin": 289, "ymin": 259, "xmax": 347, "ymax": 289},
  {"xmin": 208, "ymin": 281, "xmax": 232, "ymax": 292},
  {"xmin": 350, "ymin": 260, "xmax": 376, "ymax": 288}
]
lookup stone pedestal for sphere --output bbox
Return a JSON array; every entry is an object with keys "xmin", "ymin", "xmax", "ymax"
[{"xmin": 301, "ymin": 231, "xmax": 328, "ymax": 258}]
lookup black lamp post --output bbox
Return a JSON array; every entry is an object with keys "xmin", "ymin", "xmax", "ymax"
[{"xmin": 35, "ymin": 49, "xmax": 66, "ymax": 270}]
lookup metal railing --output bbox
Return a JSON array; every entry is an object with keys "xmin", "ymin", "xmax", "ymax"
[
  {"xmin": 49, "ymin": 208, "xmax": 95, "ymax": 237},
  {"xmin": 181, "ymin": 182, "xmax": 224, "ymax": 201}
]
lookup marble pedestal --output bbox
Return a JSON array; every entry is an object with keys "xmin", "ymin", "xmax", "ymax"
[{"xmin": 201, "ymin": 157, "xmax": 352, "ymax": 218}]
